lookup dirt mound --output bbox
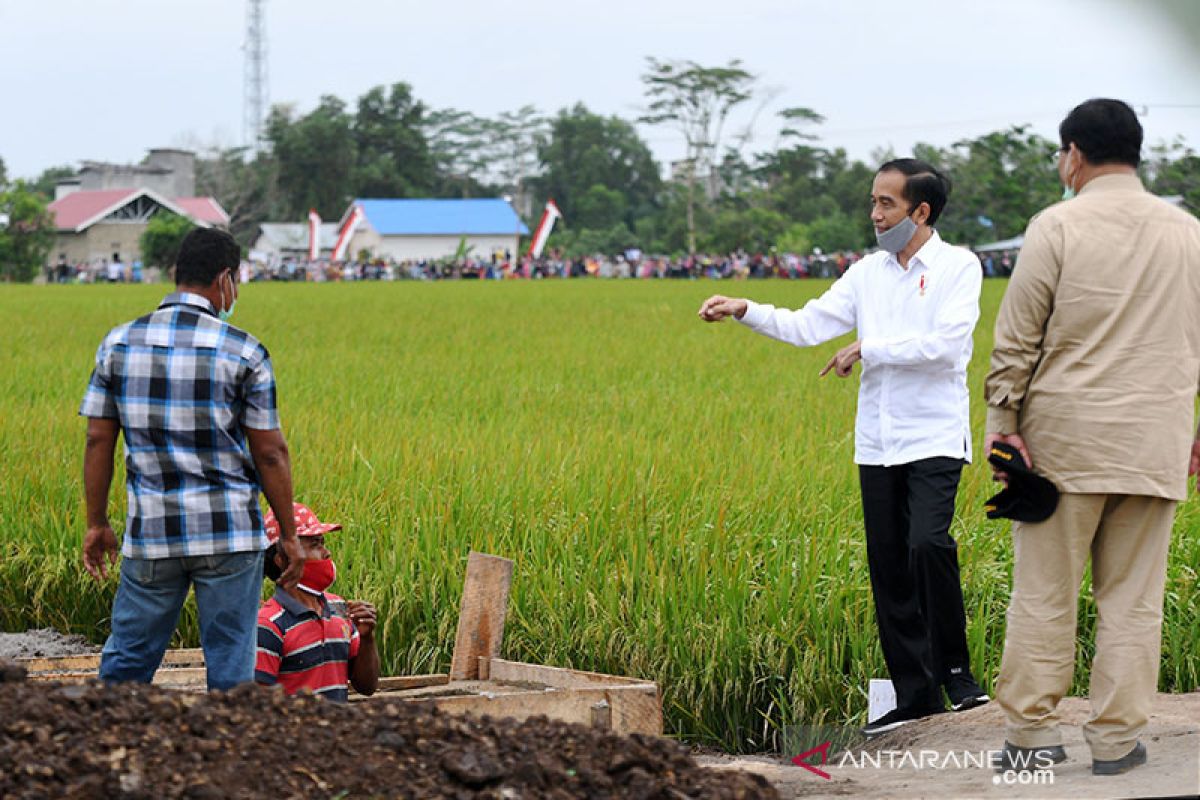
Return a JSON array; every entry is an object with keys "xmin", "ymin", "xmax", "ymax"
[
  {"xmin": 0, "ymin": 672, "xmax": 776, "ymax": 799},
  {"xmin": 0, "ymin": 628, "xmax": 98, "ymax": 659}
]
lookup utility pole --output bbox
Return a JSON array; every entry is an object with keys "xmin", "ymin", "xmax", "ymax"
[{"xmin": 243, "ymin": 0, "xmax": 268, "ymax": 155}]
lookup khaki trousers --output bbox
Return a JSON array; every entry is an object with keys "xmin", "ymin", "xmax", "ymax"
[{"xmin": 995, "ymin": 493, "xmax": 1175, "ymax": 761}]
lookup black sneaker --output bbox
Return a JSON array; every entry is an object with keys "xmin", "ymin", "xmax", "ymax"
[
  {"xmin": 945, "ymin": 672, "xmax": 990, "ymax": 712},
  {"xmin": 992, "ymin": 741, "xmax": 1067, "ymax": 773},
  {"xmin": 1092, "ymin": 741, "xmax": 1146, "ymax": 776},
  {"xmin": 861, "ymin": 705, "xmax": 944, "ymax": 737}
]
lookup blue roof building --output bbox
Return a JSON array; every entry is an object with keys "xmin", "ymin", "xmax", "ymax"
[{"xmin": 345, "ymin": 198, "xmax": 529, "ymax": 262}]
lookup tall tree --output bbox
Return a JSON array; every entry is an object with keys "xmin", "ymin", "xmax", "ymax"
[
  {"xmin": 265, "ymin": 96, "xmax": 357, "ymax": 219},
  {"xmin": 423, "ymin": 108, "xmax": 496, "ymax": 197},
  {"xmin": 640, "ymin": 58, "xmax": 756, "ymax": 253},
  {"xmin": 0, "ymin": 181, "xmax": 56, "ymax": 282},
  {"xmin": 536, "ymin": 104, "xmax": 661, "ymax": 230},
  {"xmin": 487, "ymin": 105, "xmax": 549, "ymax": 217},
  {"xmin": 352, "ymin": 83, "xmax": 435, "ymax": 198}
]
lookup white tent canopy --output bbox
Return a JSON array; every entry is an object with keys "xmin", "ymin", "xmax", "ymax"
[{"xmin": 975, "ymin": 235, "xmax": 1024, "ymax": 253}]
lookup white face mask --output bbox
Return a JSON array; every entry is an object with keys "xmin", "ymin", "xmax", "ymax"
[
  {"xmin": 218, "ymin": 271, "xmax": 237, "ymax": 321},
  {"xmin": 1061, "ymin": 150, "xmax": 1079, "ymax": 201}
]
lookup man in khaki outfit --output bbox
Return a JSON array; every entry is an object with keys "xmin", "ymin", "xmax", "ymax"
[{"xmin": 984, "ymin": 98, "xmax": 1200, "ymax": 776}]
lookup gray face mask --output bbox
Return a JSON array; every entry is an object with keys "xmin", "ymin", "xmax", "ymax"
[{"xmin": 875, "ymin": 215, "xmax": 919, "ymax": 254}]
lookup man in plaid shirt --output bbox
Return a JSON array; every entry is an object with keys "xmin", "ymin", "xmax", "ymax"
[{"xmin": 81, "ymin": 227, "xmax": 306, "ymax": 690}]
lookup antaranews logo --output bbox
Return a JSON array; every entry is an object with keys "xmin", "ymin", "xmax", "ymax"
[
  {"xmin": 785, "ymin": 726, "xmax": 1057, "ymax": 787},
  {"xmin": 791, "ymin": 741, "xmax": 833, "ymax": 780}
]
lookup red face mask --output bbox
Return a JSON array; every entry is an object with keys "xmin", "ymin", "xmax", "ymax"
[{"xmin": 297, "ymin": 558, "xmax": 336, "ymax": 595}]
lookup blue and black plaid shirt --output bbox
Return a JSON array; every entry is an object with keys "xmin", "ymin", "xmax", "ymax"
[{"xmin": 80, "ymin": 292, "xmax": 279, "ymax": 559}]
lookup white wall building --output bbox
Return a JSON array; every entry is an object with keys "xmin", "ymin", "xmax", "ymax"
[{"xmin": 344, "ymin": 198, "xmax": 528, "ymax": 262}]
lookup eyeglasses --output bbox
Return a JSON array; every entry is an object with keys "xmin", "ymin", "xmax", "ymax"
[{"xmin": 1048, "ymin": 147, "xmax": 1067, "ymax": 165}]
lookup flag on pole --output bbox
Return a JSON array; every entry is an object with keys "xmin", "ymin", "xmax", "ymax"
[
  {"xmin": 527, "ymin": 200, "xmax": 563, "ymax": 259},
  {"xmin": 307, "ymin": 209, "xmax": 322, "ymax": 261},
  {"xmin": 332, "ymin": 205, "xmax": 365, "ymax": 261}
]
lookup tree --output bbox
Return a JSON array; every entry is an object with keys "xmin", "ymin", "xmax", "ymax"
[
  {"xmin": 640, "ymin": 58, "xmax": 756, "ymax": 253},
  {"xmin": 352, "ymin": 83, "xmax": 435, "ymax": 199},
  {"xmin": 0, "ymin": 181, "xmax": 56, "ymax": 282},
  {"xmin": 536, "ymin": 104, "xmax": 662, "ymax": 230},
  {"xmin": 30, "ymin": 165, "xmax": 77, "ymax": 200},
  {"xmin": 915, "ymin": 126, "xmax": 1060, "ymax": 244},
  {"xmin": 0, "ymin": 156, "xmax": 7, "ymax": 188},
  {"xmin": 704, "ymin": 206, "xmax": 787, "ymax": 253},
  {"xmin": 265, "ymin": 96, "xmax": 357, "ymax": 219},
  {"xmin": 807, "ymin": 212, "xmax": 863, "ymax": 252},
  {"xmin": 140, "ymin": 212, "xmax": 197, "ymax": 270},
  {"xmin": 1144, "ymin": 138, "xmax": 1200, "ymax": 215},
  {"xmin": 195, "ymin": 146, "xmax": 277, "ymax": 246},
  {"xmin": 488, "ymin": 105, "xmax": 549, "ymax": 217},
  {"xmin": 423, "ymin": 108, "xmax": 497, "ymax": 197}
]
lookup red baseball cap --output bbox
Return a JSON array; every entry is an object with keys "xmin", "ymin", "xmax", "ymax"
[{"xmin": 263, "ymin": 502, "xmax": 342, "ymax": 544}]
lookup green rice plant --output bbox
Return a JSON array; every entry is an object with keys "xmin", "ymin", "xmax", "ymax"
[{"xmin": 1, "ymin": 279, "xmax": 1196, "ymax": 751}]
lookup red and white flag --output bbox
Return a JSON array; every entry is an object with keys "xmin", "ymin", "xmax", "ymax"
[
  {"xmin": 527, "ymin": 200, "xmax": 563, "ymax": 259},
  {"xmin": 332, "ymin": 205, "xmax": 365, "ymax": 261},
  {"xmin": 307, "ymin": 209, "xmax": 322, "ymax": 261}
]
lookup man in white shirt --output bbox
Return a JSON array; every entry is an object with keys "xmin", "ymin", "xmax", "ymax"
[{"xmin": 699, "ymin": 159, "xmax": 987, "ymax": 736}]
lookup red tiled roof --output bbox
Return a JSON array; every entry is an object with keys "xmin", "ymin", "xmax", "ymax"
[
  {"xmin": 174, "ymin": 197, "xmax": 230, "ymax": 226},
  {"xmin": 48, "ymin": 189, "xmax": 138, "ymax": 231},
  {"xmin": 47, "ymin": 189, "xmax": 228, "ymax": 231}
]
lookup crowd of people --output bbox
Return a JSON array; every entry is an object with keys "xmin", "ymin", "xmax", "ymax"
[
  {"xmin": 48, "ymin": 254, "xmax": 148, "ymax": 284},
  {"xmin": 242, "ymin": 246, "xmax": 1021, "ymax": 283},
  {"xmin": 49, "ymin": 245, "xmax": 1023, "ymax": 285}
]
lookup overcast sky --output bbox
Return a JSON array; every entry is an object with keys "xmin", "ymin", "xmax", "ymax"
[{"xmin": 2, "ymin": 0, "xmax": 1198, "ymax": 181}]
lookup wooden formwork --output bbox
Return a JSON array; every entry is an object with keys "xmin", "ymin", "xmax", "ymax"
[{"xmin": 18, "ymin": 551, "xmax": 663, "ymax": 737}]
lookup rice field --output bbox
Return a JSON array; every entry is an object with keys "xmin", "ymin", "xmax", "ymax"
[{"xmin": 1, "ymin": 279, "xmax": 1197, "ymax": 752}]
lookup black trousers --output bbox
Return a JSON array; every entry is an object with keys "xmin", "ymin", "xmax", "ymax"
[{"xmin": 859, "ymin": 457, "xmax": 972, "ymax": 711}]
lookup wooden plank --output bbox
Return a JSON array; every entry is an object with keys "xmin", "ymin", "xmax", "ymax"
[
  {"xmin": 370, "ymin": 674, "xmax": 449, "ymax": 693},
  {"xmin": 426, "ymin": 684, "xmax": 662, "ymax": 736},
  {"xmin": 487, "ymin": 658, "xmax": 656, "ymax": 690},
  {"xmin": 27, "ymin": 666, "xmax": 210, "ymax": 687},
  {"xmin": 20, "ymin": 648, "xmax": 205, "ymax": 674},
  {"xmin": 448, "ymin": 551, "xmax": 513, "ymax": 681}
]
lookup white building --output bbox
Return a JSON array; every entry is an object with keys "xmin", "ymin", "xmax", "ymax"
[
  {"xmin": 251, "ymin": 223, "xmax": 340, "ymax": 263},
  {"xmin": 345, "ymin": 198, "xmax": 528, "ymax": 262}
]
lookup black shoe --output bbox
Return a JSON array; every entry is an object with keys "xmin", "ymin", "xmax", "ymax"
[
  {"xmin": 992, "ymin": 741, "xmax": 1067, "ymax": 773},
  {"xmin": 1092, "ymin": 741, "xmax": 1147, "ymax": 776},
  {"xmin": 861, "ymin": 705, "xmax": 944, "ymax": 737},
  {"xmin": 945, "ymin": 672, "xmax": 990, "ymax": 711}
]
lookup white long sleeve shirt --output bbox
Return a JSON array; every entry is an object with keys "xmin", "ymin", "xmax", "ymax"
[{"xmin": 738, "ymin": 232, "xmax": 982, "ymax": 466}]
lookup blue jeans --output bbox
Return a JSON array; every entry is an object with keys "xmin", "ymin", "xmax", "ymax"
[{"xmin": 99, "ymin": 550, "xmax": 265, "ymax": 691}]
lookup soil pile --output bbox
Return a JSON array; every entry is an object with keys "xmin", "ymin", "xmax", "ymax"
[{"xmin": 0, "ymin": 668, "xmax": 776, "ymax": 799}]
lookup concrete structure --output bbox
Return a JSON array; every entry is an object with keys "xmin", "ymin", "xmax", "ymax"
[
  {"xmin": 251, "ymin": 222, "xmax": 339, "ymax": 263},
  {"xmin": 345, "ymin": 198, "xmax": 529, "ymax": 262},
  {"xmin": 56, "ymin": 149, "xmax": 197, "ymax": 201}
]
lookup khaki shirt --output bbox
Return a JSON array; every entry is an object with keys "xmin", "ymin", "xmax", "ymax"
[{"xmin": 985, "ymin": 173, "xmax": 1200, "ymax": 500}]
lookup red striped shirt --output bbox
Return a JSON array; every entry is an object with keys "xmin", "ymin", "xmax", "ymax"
[{"xmin": 254, "ymin": 588, "xmax": 361, "ymax": 701}]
